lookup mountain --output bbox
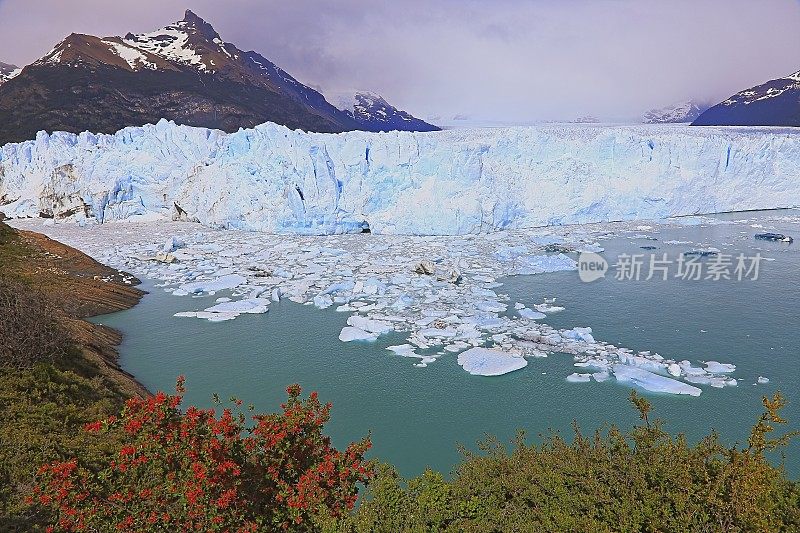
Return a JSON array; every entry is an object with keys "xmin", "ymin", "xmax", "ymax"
[
  {"xmin": 643, "ymin": 101, "xmax": 708, "ymax": 124},
  {"xmin": 0, "ymin": 11, "xmax": 436, "ymax": 145},
  {"xmin": 692, "ymin": 69, "xmax": 800, "ymax": 126},
  {"xmin": 330, "ymin": 91, "xmax": 439, "ymax": 132},
  {"xmin": 0, "ymin": 61, "xmax": 19, "ymax": 85}
]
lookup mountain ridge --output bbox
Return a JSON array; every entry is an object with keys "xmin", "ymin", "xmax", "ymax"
[
  {"xmin": 0, "ymin": 10, "xmax": 436, "ymax": 144},
  {"xmin": 692, "ymin": 69, "xmax": 800, "ymax": 126}
]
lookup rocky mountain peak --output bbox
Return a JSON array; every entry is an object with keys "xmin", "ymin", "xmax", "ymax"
[{"xmin": 180, "ymin": 9, "xmax": 221, "ymax": 41}]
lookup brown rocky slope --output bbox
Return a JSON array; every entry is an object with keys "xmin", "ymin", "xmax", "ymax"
[{"xmin": 0, "ymin": 220, "xmax": 148, "ymax": 397}]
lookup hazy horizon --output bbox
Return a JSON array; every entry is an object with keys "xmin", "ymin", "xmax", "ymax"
[{"xmin": 0, "ymin": 0, "xmax": 798, "ymax": 123}]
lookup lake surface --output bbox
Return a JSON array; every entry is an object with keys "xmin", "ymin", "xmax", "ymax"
[{"xmin": 92, "ymin": 211, "xmax": 800, "ymax": 478}]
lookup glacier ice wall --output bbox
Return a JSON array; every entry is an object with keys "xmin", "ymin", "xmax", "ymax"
[{"xmin": 1, "ymin": 120, "xmax": 798, "ymax": 235}]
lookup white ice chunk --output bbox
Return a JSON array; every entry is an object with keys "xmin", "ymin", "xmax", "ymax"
[
  {"xmin": 567, "ymin": 372, "xmax": 592, "ymax": 383},
  {"xmin": 179, "ymin": 274, "xmax": 247, "ymax": 294},
  {"xmin": 667, "ymin": 363, "xmax": 681, "ymax": 377},
  {"xmin": 562, "ymin": 327, "xmax": 595, "ymax": 344},
  {"xmin": 534, "ymin": 303, "xmax": 565, "ymax": 313},
  {"xmin": 203, "ymin": 298, "xmax": 269, "ymax": 314},
  {"xmin": 518, "ymin": 308, "xmax": 546, "ymax": 320},
  {"xmin": 162, "ymin": 236, "xmax": 185, "ymax": 253},
  {"xmin": 613, "ymin": 364, "xmax": 701, "ymax": 396},
  {"xmin": 513, "ymin": 254, "xmax": 577, "ymax": 275},
  {"xmin": 457, "ymin": 348, "xmax": 528, "ymax": 376},
  {"xmin": 347, "ymin": 315, "xmax": 393, "ymax": 334},
  {"xmin": 592, "ymin": 371, "xmax": 611, "ymax": 382},
  {"xmin": 704, "ymin": 361, "xmax": 736, "ymax": 374},
  {"xmin": 338, "ymin": 327, "xmax": 378, "ymax": 342}
]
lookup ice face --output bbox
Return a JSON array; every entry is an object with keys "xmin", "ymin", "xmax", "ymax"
[
  {"xmin": 2, "ymin": 122, "xmax": 799, "ymax": 235},
  {"xmin": 457, "ymin": 348, "xmax": 528, "ymax": 376}
]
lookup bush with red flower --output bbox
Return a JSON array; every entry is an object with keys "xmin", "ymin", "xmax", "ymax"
[{"xmin": 31, "ymin": 378, "xmax": 372, "ymax": 531}]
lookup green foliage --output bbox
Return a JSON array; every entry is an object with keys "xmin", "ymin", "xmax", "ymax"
[
  {"xmin": 338, "ymin": 393, "xmax": 800, "ymax": 533},
  {"xmin": 0, "ymin": 359, "xmax": 128, "ymax": 528}
]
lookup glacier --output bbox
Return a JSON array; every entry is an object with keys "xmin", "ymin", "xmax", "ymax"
[{"xmin": 1, "ymin": 120, "xmax": 799, "ymax": 235}]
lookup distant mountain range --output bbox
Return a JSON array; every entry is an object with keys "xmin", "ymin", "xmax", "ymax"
[
  {"xmin": 329, "ymin": 91, "xmax": 438, "ymax": 132},
  {"xmin": 643, "ymin": 101, "xmax": 709, "ymax": 124},
  {"xmin": 0, "ymin": 61, "xmax": 19, "ymax": 84},
  {"xmin": 0, "ymin": 11, "xmax": 436, "ymax": 145},
  {"xmin": 693, "ymin": 69, "xmax": 800, "ymax": 126}
]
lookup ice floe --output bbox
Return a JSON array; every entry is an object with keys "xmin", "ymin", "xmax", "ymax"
[
  {"xmin": 613, "ymin": 365, "xmax": 702, "ymax": 397},
  {"xmin": 457, "ymin": 348, "xmax": 528, "ymax": 376},
  {"xmin": 7, "ymin": 212, "xmax": 765, "ymax": 397}
]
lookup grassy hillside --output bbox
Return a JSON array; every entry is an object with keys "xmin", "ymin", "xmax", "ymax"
[{"xmin": 0, "ymin": 220, "xmax": 146, "ymax": 529}]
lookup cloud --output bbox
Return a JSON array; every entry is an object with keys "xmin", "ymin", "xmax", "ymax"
[{"xmin": 1, "ymin": 0, "xmax": 798, "ymax": 122}]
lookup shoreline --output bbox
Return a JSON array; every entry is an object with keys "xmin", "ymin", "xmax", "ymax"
[{"xmin": 6, "ymin": 223, "xmax": 151, "ymax": 397}]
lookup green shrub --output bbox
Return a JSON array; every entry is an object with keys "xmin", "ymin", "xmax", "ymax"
[{"xmin": 337, "ymin": 391, "xmax": 799, "ymax": 532}]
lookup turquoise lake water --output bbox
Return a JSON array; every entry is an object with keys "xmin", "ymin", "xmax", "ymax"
[{"xmin": 93, "ymin": 212, "xmax": 800, "ymax": 478}]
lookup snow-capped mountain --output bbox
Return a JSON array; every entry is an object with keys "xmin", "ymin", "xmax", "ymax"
[
  {"xmin": 0, "ymin": 11, "xmax": 436, "ymax": 145},
  {"xmin": 0, "ymin": 62, "xmax": 20, "ymax": 85},
  {"xmin": 570, "ymin": 116, "xmax": 600, "ymax": 124},
  {"xmin": 330, "ymin": 91, "xmax": 439, "ymax": 132},
  {"xmin": 692, "ymin": 69, "xmax": 800, "ymax": 126},
  {"xmin": 643, "ymin": 101, "xmax": 708, "ymax": 124},
  {"xmin": 1, "ymin": 121, "xmax": 797, "ymax": 235}
]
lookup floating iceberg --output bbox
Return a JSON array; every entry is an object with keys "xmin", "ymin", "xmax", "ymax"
[
  {"xmin": 3, "ymin": 121, "xmax": 800, "ymax": 234},
  {"xmin": 567, "ymin": 372, "xmax": 593, "ymax": 383},
  {"xmin": 457, "ymin": 348, "xmax": 528, "ymax": 376},
  {"xmin": 562, "ymin": 327, "xmax": 596, "ymax": 344},
  {"xmin": 613, "ymin": 364, "xmax": 702, "ymax": 396},
  {"xmin": 704, "ymin": 361, "xmax": 736, "ymax": 374},
  {"xmin": 518, "ymin": 308, "xmax": 546, "ymax": 320},
  {"xmin": 346, "ymin": 315, "xmax": 393, "ymax": 335},
  {"xmin": 178, "ymin": 274, "xmax": 247, "ymax": 294},
  {"xmin": 513, "ymin": 254, "xmax": 578, "ymax": 275},
  {"xmin": 203, "ymin": 298, "xmax": 269, "ymax": 315},
  {"xmin": 338, "ymin": 326, "xmax": 378, "ymax": 342}
]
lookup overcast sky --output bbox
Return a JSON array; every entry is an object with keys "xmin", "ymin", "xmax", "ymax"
[{"xmin": 1, "ymin": 0, "xmax": 798, "ymax": 122}]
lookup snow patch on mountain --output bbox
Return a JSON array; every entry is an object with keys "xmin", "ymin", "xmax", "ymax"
[
  {"xmin": 0, "ymin": 62, "xmax": 20, "ymax": 85},
  {"xmin": 102, "ymin": 39, "xmax": 157, "ymax": 71},
  {"xmin": 721, "ymin": 69, "xmax": 800, "ymax": 107},
  {"xmin": 1, "ymin": 121, "xmax": 798, "ymax": 235},
  {"xmin": 123, "ymin": 24, "xmax": 208, "ymax": 71}
]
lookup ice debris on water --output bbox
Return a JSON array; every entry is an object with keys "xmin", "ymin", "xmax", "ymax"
[{"xmin": 13, "ymin": 216, "xmax": 750, "ymax": 396}]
